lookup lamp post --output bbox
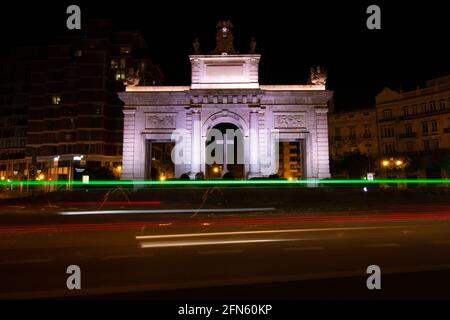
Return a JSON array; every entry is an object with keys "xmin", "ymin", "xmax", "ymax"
[{"xmin": 381, "ymin": 157, "xmax": 407, "ymax": 188}]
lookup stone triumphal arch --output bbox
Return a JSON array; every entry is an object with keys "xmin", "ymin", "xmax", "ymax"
[{"xmin": 119, "ymin": 21, "xmax": 332, "ymax": 180}]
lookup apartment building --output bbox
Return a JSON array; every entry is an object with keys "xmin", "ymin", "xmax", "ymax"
[{"xmin": 376, "ymin": 75, "xmax": 450, "ymax": 179}]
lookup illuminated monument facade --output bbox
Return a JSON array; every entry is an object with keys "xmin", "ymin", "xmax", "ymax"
[{"xmin": 119, "ymin": 21, "xmax": 332, "ymax": 180}]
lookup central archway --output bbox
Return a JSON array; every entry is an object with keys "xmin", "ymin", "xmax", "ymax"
[
  {"xmin": 201, "ymin": 111, "xmax": 249, "ymax": 179},
  {"xmin": 205, "ymin": 122, "xmax": 245, "ymax": 179}
]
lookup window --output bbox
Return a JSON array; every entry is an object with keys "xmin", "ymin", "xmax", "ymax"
[
  {"xmin": 403, "ymin": 106, "xmax": 409, "ymax": 116},
  {"xmin": 420, "ymin": 103, "xmax": 427, "ymax": 113},
  {"xmin": 439, "ymin": 100, "xmax": 446, "ymax": 110},
  {"xmin": 384, "ymin": 143, "xmax": 396, "ymax": 155},
  {"xmin": 430, "ymin": 101, "xmax": 436, "ymax": 112},
  {"xmin": 120, "ymin": 47, "xmax": 131, "ymax": 54},
  {"xmin": 52, "ymin": 95, "xmax": 61, "ymax": 105},
  {"xmin": 74, "ymin": 50, "xmax": 82, "ymax": 57},
  {"xmin": 335, "ymin": 128, "xmax": 341, "ymax": 139},
  {"xmin": 120, "ymin": 58, "xmax": 126, "ymax": 69},
  {"xmin": 412, "ymin": 105, "xmax": 417, "ymax": 114},
  {"xmin": 432, "ymin": 139, "xmax": 440, "ymax": 150},
  {"xmin": 115, "ymin": 71, "xmax": 125, "ymax": 81},
  {"xmin": 405, "ymin": 124, "xmax": 413, "ymax": 134},
  {"xmin": 382, "ymin": 126, "xmax": 394, "ymax": 137},
  {"xmin": 422, "ymin": 121, "xmax": 429, "ymax": 134},
  {"xmin": 383, "ymin": 109, "xmax": 392, "ymax": 120},
  {"xmin": 95, "ymin": 104, "xmax": 103, "ymax": 115},
  {"xmin": 111, "ymin": 59, "xmax": 118, "ymax": 69},
  {"xmin": 363, "ymin": 125, "xmax": 370, "ymax": 137},
  {"xmin": 349, "ymin": 127, "xmax": 356, "ymax": 139},
  {"xmin": 424, "ymin": 140, "xmax": 430, "ymax": 152},
  {"xmin": 431, "ymin": 120, "xmax": 438, "ymax": 132}
]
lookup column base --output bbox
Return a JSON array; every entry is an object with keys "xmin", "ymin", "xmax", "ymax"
[{"xmin": 247, "ymin": 172, "xmax": 262, "ymax": 179}]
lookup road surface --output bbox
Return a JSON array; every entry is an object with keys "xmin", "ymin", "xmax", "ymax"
[{"xmin": 1, "ymin": 198, "xmax": 450, "ymax": 299}]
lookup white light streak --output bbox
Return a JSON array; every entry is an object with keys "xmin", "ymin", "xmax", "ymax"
[{"xmin": 59, "ymin": 207, "xmax": 275, "ymax": 216}]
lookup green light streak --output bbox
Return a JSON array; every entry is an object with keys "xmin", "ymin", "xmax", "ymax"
[{"xmin": 0, "ymin": 179, "xmax": 448, "ymax": 186}]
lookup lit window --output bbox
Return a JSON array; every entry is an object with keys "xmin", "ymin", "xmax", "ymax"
[
  {"xmin": 52, "ymin": 95, "xmax": 61, "ymax": 105},
  {"xmin": 111, "ymin": 59, "xmax": 118, "ymax": 69},
  {"xmin": 74, "ymin": 50, "xmax": 82, "ymax": 57},
  {"xmin": 115, "ymin": 72, "xmax": 125, "ymax": 81}
]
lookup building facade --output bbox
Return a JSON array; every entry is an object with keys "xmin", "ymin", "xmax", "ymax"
[
  {"xmin": 376, "ymin": 75, "xmax": 450, "ymax": 179},
  {"xmin": 327, "ymin": 108, "xmax": 379, "ymax": 178},
  {"xmin": 119, "ymin": 22, "xmax": 332, "ymax": 180},
  {"xmin": 328, "ymin": 108, "xmax": 379, "ymax": 160}
]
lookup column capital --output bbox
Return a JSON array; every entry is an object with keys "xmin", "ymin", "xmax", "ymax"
[
  {"xmin": 123, "ymin": 108, "xmax": 136, "ymax": 115},
  {"xmin": 314, "ymin": 106, "xmax": 329, "ymax": 114}
]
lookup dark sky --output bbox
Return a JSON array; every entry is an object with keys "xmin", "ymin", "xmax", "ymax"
[{"xmin": 1, "ymin": 0, "xmax": 449, "ymax": 111}]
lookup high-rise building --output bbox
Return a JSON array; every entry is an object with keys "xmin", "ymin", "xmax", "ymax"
[
  {"xmin": 24, "ymin": 19, "xmax": 163, "ymax": 182},
  {"xmin": 0, "ymin": 47, "xmax": 42, "ymax": 182}
]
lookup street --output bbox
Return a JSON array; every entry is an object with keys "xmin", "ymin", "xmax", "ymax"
[{"xmin": 1, "ymin": 187, "xmax": 450, "ymax": 299}]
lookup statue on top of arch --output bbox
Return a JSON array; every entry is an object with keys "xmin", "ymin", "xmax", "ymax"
[
  {"xmin": 212, "ymin": 20, "xmax": 237, "ymax": 55},
  {"xmin": 308, "ymin": 65, "xmax": 327, "ymax": 86}
]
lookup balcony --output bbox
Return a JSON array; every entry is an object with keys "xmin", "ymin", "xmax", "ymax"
[{"xmin": 399, "ymin": 132, "xmax": 417, "ymax": 138}]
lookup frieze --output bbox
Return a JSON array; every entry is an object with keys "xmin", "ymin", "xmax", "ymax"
[{"xmin": 145, "ymin": 113, "xmax": 176, "ymax": 129}]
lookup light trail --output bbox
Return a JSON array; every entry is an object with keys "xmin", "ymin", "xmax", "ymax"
[
  {"xmin": 135, "ymin": 225, "xmax": 405, "ymax": 241},
  {"xmin": 61, "ymin": 201, "xmax": 161, "ymax": 206},
  {"xmin": 0, "ymin": 178, "xmax": 448, "ymax": 186},
  {"xmin": 2, "ymin": 208, "xmax": 450, "ymax": 234},
  {"xmin": 59, "ymin": 207, "xmax": 276, "ymax": 216},
  {"xmin": 139, "ymin": 239, "xmax": 294, "ymax": 248}
]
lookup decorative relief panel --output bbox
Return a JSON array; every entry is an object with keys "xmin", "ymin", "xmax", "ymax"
[
  {"xmin": 274, "ymin": 113, "xmax": 306, "ymax": 129},
  {"xmin": 145, "ymin": 113, "xmax": 176, "ymax": 129}
]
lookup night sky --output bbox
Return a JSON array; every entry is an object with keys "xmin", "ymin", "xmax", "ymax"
[{"xmin": 1, "ymin": 0, "xmax": 449, "ymax": 111}]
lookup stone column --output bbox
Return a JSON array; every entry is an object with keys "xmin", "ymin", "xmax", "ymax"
[
  {"xmin": 121, "ymin": 108, "xmax": 136, "ymax": 180},
  {"xmin": 315, "ymin": 107, "xmax": 331, "ymax": 179},
  {"xmin": 190, "ymin": 109, "xmax": 202, "ymax": 178},
  {"xmin": 248, "ymin": 110, "xmax": 261, "ymax": 177}
]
